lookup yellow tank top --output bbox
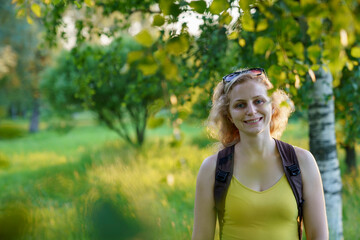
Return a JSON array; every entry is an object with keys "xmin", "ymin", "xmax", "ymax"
[{"xmin": 221, "ymin": 174, "xmax": 298, "ymax": 240}]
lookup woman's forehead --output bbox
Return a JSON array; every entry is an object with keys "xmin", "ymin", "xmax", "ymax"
[{"xmin": 228, "ymin": 80, "xmax": 269, "ymax": 100}]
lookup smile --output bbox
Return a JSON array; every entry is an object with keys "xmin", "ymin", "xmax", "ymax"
[{"xmin": 244, "ymin": 117, "xmax": 262, "ymax": 124}]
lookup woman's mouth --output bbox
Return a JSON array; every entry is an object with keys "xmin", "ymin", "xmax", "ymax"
[{"xmin": 244, "ymin": 117, "xmax": 262, "ymax": 124}]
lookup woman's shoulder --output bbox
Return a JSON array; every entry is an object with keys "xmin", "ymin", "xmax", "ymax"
[
  {"xmin": 293, "ymin": 146, "xmax": 314, "ymax": 162},
  {"xmin": 197, "ymin": 153, "xmax": 218, "ymax": 182},
  {"xmin": 199, "ymin": 153, "xmax": 218, "ymax": 174},
  {"xmin": 293, "ymin": 146, "xmax": 320, "ymax": 179}
]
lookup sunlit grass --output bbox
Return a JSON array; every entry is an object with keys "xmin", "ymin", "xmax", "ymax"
[{"xmin": 0, "ymin": 118, "xmax": 358, "ymax": 239}]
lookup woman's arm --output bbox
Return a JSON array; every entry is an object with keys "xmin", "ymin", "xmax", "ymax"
[
  {"xmin": 295, "ymin": 147, "xmax": 329, "ymax": 240},
  {"xmin": 192, "ymin": 154, "xmax": 217, "ymax": 240}
]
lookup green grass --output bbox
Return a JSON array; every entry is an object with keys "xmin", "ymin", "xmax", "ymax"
[{"xmin": 0, "ymin": 118, "xmax": 359, "ymax": 239}]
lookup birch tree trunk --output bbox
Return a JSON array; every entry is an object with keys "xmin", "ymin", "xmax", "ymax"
[{"xmin": 308, "ymin": 67, "xmax": 343, "ymax": 240}]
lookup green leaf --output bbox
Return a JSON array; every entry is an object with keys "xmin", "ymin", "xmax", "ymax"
[
  {"xmin": 268, "ymin": 65, "xmax": 286, "ymax": 82},
  {"xmin": 127, "ymin": 51, "xmax": 145, "ymax": 64},
  {"xmin": 227, "ymin": 31, "xmax": 239, "ymax": 40},
  {"xmin": 152, "ymin": 15, "xmax": 165, "ymax": 27},
  {"xmin": 253, "ymin": 37, "xmax": 274, "ymax": 54},
  {"xmin": 219, "ymin": 11, "xmax": 232, "ymax": 25},
  {"xmin": 84, "ymin": 0, "xmax": 94, "ymax": 7},
  {"xmin": 238, "ymin": 38, "xmax": 246, "ymax": 47},
  {"xmin": 165, "ymin": 34, "xmax": 189, "ymax": 56},
  {"xmin": 134, "ymin": 30, "xmax": 155, "ymax": 47},
  {"xmin": 162, "ymin": 58, "xmax": 178, "ymax": 80},
  {"xmin": 239, "ymin": 0, "xmax": 251, "ymax": 11},
  {"xmin": 154, "ymin": 49, "xmax": 166, "ymax": 62},
  {"xmin": 31, "ymin": 3, "xmax": 41, "ymax": 17},
  {"xmin": 159, "ymin": 0, "xmax": 180, "ymax": 17},
  {"xmin": 189, "ymin": 0, "xmax": 207, "ymax": 14},
  {"xmin": 147, "ymin": 116, "xmax": 165, "ymax": 129},
  {"xmin": 27, "ymin": 16, "xmax": 33, "ymax": 25},
  {"xmin": 292, "ymin": 42, "xmax": 304, "ymax": 61},
  {"xmin": 241, "ymin": 11, "xmax": 255, "ymax": 32},
  {"xmin": 138, "ymin": 56, "xmax": 158, "ymax": 75},
  {"xmin": 209, "ymin": 0, "xmax": 229, "ymax": 15},
  {"xmin": 256, "ymin": 18, "xmax": 268, "ymax": 32},
  {"xmin": 307, "ymin": 17, "xmax": 322, "ymax": 41},
  {"xmin": 16, "ymin": 8, "xmax": 25, "ymax": 18},
  {"xmin": 307, "ymin": 45, "xmax": 321, "ymax": 64},
  {"xmin": 276, "ymin": 51, "xmax": 286, "ymax": 66},
  {"xmin": 74, "ymin": 1, "xmax": 82, "ymax": 8},
  {"xmin": 350, "ymin": 46, "xmax": 360, "ymax": 58},
  {"xmin": 159, "ymin": 0, "xmax": 173, "ymax": 15}
]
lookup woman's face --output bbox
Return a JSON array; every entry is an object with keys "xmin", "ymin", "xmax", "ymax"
[{"xmin": 227, "ymin": 80, "xmax": 273, "ymax": 137}]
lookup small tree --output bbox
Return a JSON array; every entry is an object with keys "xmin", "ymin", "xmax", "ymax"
[{"xmin": 41, "ymin": 37, "xmax": 166, "ymax": 147}]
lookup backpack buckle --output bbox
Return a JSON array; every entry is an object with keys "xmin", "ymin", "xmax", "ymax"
[
  {"xmin": 286, "ymin": 164, "xmax": 301, "ymax": 176},
  {"xmin": 216, "ymin": 170, "xmax": 229, "ymax": 182}
]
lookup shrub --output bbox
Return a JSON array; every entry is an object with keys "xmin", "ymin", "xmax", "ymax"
[
  {"xmin": 0, "ymin": 123, "xmax": 26, "ymax": 139},
  {"xmin": 0, "ymin": 152, "xmax": 10, "ymax": 169}
]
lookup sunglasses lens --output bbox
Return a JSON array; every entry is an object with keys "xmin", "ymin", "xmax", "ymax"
[
  {"xmin": 249, "ymin": 69, "xmax": 263, "ymax": 75},
  {"xmin": 223, "ymin": 68, "xmax": 264, "ymax": 83},
  {"xmin": 224, "ymin": 73, "xmax": 238, "ymax": 82}
]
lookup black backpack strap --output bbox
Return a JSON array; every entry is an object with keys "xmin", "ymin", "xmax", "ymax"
[
  {"xmin": 214, "ymin": 144, "xmax": 235, "ymax": 238},
  {"xmin": 275, "ymin": 139, "xmax": 304, "ymax": 240}
]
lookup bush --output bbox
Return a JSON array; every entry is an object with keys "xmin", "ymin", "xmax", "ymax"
[
  {"xmin": 0, "ymin": 123, "xmax": 26, "ymax": 139},
  {"xmin": 0, "ymin": 152, "xmax": 10, "ymax": 169}
]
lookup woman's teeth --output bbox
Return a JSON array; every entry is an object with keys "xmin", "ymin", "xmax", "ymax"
[{"xmin": 246, "ymin": 118, "xmax": 260, "ymax": 123}]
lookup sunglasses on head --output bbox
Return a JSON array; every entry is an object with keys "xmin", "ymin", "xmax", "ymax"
[{"xmin": 222, "ymin": 68, "xmax": 266, "ymax": 84}]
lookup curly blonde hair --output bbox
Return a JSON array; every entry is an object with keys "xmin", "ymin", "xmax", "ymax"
[{"xmin": 207, "ymin": 71, "xmax": 294, "ymax": 147}]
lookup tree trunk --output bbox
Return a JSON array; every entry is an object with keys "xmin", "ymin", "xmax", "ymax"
[
  {"xmin": 308, "ymin": 67, "xmax": 343, "ymax": 240},
  {"xmin": 344, "ymin": 144, "xmax": 357, "ymax": 173},
  {"xmin": 9, "ymin": 103, "xmax": 17, "ymax": 119},
  {"xmin": 29, "ymin": 98, "xmax": 40, "ymax": 133}
]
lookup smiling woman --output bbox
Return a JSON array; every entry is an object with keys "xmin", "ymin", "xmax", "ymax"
[
  {"xmin": 192, "ymin": 68, "xmax": 329, "ymax": 240},
  {"xmin": 208, "ymin": 68, "xmax": 292, "ymax": 146}
]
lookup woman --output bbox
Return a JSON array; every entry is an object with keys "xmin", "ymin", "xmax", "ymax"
[{"xmin": 192, "ymin": 68, "xmax": 328, "ymax": 240}]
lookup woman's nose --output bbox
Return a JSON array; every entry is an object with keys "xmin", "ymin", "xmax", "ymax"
[{"xmin": 246, "ymin": 103, "xmax": 257, "ymax": 115}]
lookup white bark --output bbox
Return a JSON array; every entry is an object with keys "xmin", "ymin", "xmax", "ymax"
[{"xmin": 308, "ymin": 67, "xmax": 343, "ymax": 240}]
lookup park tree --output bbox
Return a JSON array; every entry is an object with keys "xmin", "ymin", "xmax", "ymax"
[
  {"xmin": 0, "ymin": 1, "xmax": 47, "ymax": 132},
  {"xmin": 41, "ymin": 37, "xmax": 176, "ymax": 147},
  {"xmin": 14, "ymin": 0, "xmax": 360, "ymax": 238}
]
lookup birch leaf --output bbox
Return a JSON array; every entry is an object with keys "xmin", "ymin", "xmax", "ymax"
[
  {"xmin": 31, "ymin": 4, "xmax": 41, "ymax": 17},
  {"xmin": 27, "ymin": 16, "xmax": 33, "ymax": 25},
  {"xmin": 134, "ymin": 30, "xmax": 154, "ymax": 47},
  {"xmin": 189, "ymin": 1, "xmax": 206, "ymax": 14},
  {"xmin": 209, "ymin": 0, "xmax": 229, "ymax": 15},
  {"xmin": 350, "ymin": 46, "xmax": 360, "ymax": 58},
  {"xmin": 152, "ymin": 15, "xmax": 165, "ymax": 27},
  {"xmin": 127, "ymin": 51, "xmax": 145, "ymax": 64},
  {"xmin": 84, "ymin": 0, "xmax": 95, "ymax": 7},
  {"xmin": 253, "ymin": 37, "xmax": 274, "ymax": 54}
]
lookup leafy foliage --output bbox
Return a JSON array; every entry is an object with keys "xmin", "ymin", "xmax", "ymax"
[
  {"xmin": 16, "ymin": 0, "xmax": 360, "ymax": 150},
  {"xmin": 41, "ymin": 37, "xmax": 170, "ymax": 147}
]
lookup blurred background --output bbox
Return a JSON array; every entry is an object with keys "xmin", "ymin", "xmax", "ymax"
[{"xmin": 0, "ymin": 0, "xmax": 359, "ymax": 239}]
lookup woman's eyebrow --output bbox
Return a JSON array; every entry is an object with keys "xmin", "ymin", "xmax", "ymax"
[{"xmin": 232, "ymin": 95, "xmax": 266, "ymax": 101}]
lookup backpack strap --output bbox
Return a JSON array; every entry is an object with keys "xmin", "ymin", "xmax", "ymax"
[
  {"xmin": 274, "ymin": 139, "xmax": 304, "ymax": 240},
  {"xmin": 214, "ymin": 144, "xmax": 235, "ymax": 238}
]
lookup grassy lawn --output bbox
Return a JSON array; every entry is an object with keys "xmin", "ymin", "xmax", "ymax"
[{"xmin": 0, "ymin": 117, "xmax": 358, "ymax": 239}]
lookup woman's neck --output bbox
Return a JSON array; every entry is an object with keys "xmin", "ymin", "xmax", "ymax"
[{"xmin": 235, "ymin": 132, "xmax": 275, "ymax": 159}]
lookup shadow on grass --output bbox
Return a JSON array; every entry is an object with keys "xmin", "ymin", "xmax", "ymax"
[{"xmin": 0, "ymin": 143, "xmax": 150, "ymax": 239}]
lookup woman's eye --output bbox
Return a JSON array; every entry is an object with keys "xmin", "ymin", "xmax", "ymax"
[
  {"xmin": 236, "ymin": 103, "xmax": 246, "ymax": 108},
  {"xmin": 255, "ymin": 99, "xmax": 264, "ymax": 105}
]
